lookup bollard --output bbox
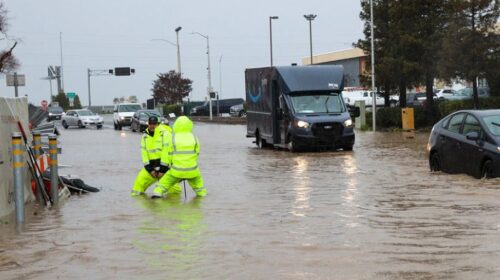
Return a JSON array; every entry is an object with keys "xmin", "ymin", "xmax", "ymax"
[
  {"xmin": 32, "ymin": 132, "xmax": 43, "ymax": 202},
  {"xmin": 48, "ymin": 134, "xmax": 59, "ymax": 205},
  {"xmin": 354, "ymin": 100, "xmax": 366, "ymax": 129},
  {"xmin": 12, "ymin": 132, "xmax": 25, "ymax": 224}
]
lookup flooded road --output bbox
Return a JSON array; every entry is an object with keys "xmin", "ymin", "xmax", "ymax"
[{"xmin": 1, "ymin": 117, "xmax": 500, "ymax": 279}]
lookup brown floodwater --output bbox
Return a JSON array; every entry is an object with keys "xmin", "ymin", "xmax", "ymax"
[{"xmin": 1, "ymin": 117, "xmax": 500, "ymax": 279}]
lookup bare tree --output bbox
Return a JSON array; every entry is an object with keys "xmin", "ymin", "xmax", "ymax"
[{"xmin": 0, "ymin": 3, "xmax": 18, "ymax": 73}]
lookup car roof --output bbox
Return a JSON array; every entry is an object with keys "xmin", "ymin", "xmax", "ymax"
[{"xmin": 453, "ymin": 109, "xmax": 500, "ymax": 117}]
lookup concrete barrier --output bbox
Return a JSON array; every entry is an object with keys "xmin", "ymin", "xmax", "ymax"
[{"xmin": 0, "ymin": 97, "xmax": 35, "ymax": 218}]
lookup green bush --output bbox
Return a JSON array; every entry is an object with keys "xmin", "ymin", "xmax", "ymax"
[
  {"xmin": 364, "ymin": 97, "xmax": 500, "ymax": 130},
  {"xmin": 163, "ymin": 104, "xmax": 183, "ymax": 116}
]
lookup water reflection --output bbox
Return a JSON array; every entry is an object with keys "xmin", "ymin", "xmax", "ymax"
[
  {"xmin": 291, "ymin": 156, "xmax": 311, "ymax": 217},
  {"xmin": 133, "ymin": 196, "xmax": 207, "ymax": 273}
]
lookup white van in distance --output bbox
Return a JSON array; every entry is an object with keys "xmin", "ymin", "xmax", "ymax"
[{"xmin": 113, "ymin": 103, "xmax": 143, "ymax": 130}]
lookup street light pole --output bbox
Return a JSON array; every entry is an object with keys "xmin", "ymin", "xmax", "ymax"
[
  {"xmin": 269, "ymin": 16, "xmax": 278, "ymax": 66},
  {"xmin": 192, "ymin": 32, "xmax": 213, "ymax": 120},
  {"xmin": 304, "ymin": 14, "xmax": 317, "ymax": 65},
  {"xmin": 175, "ymin": 26, "xmax": 182, "ymax": 75},
  {"xmin": 370, "ymin": 0, "xmax": 376, "ymax": 131}
]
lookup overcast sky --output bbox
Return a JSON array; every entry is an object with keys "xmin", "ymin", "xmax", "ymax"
[{"xmin": 0, "ymin": 0, "xmax": 364, "ymax": 106}]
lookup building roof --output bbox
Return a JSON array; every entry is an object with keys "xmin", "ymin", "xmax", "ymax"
[{"xmin": 302, "ymin": 48, "xmax": 367, "ymax": 65}]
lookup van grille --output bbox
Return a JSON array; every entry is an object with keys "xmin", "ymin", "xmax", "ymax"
[{"xmin": 311, "ymin": 122, "xmax": 343, "ymax": 137}]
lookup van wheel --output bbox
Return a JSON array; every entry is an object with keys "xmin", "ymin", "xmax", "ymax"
[
  {"xmin": 342, "ymin": 145, "xmax": 353, "ymax": 151},
  {"xmin": 256, "ymin": 132, "xmax": 263, "ymax": 149},
  {"xmin": 481, "ymin": 160, "xmax": 493, "ymax": 179},
  {"xmin": 288, "ymin": 136, "xmax": 301, "ymax": 152}
]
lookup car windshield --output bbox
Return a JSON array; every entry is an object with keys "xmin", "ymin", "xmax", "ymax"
[
  {"xmin": 290, "ymin": 92, "xmax": 345, "ymax": 114},
  {"xmin": 482, "ymin": 115, "xmax": 500, "ymax": 136},
  {"xmin": 78, "ymin": 110, "xmax": 94, "ymax": 116},
  {"xmin": 139, "ymin": 111, "xmax": 160, "ymax": 119},
  {"xmin": 49, "ymin": 107, "xmax": 63, "ymax": 113},
  {"xmin": 118, "ymin": 104, "xmax": 142, "ymax": 112}
]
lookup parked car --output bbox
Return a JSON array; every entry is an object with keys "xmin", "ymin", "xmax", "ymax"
[
  {"xmin": 343, "ymin": 90, "xmax": 398, "ymax": 108},
  {"xmin": 62, "ymin": 109, "xmax": 103, "ymax": 129},
  {"xmin": 131, "ymin": 110, "xmax": 162, "ymax": 132},
  {"xmin": 427, "ymin": 109, "xmax": 500, "ymax": 178},
  {"xmin": 229, "ymin": 103, "xmax": 245, "ymax": 117},
  {"xmin": 113, "ymin": 103, "xmax": 143, "ymax": 130},
  {"xmin": 435, "ymin": 88, "xmax": 457, "ymax": 100},
  {"xmin": 190, "ymin": 98, "xmax": 244, "ymax": 116},
  {"xmin": 446, "ymin": 87, "xmax": 490, "ymax": 101},
  {"xmin": 47, "ymin": 106, "xmax": 64, "ymax": 121},
  {"xmin": 406, "ymin": 92, "xmax": 427, "ymax": 106}
]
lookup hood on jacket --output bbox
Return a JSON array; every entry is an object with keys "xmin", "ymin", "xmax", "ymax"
[{"xmin": 173, "ymin": 116, "xmax": 193, "ymax": 133}]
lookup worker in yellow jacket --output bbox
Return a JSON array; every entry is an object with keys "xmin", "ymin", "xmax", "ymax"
[
  {"xmin": 153, "ymin": 116, "xmax": 207, "ymax": 198},
  {"xmin": 131, "ymin": 116, "xmax": 180, "ymax": 196}
]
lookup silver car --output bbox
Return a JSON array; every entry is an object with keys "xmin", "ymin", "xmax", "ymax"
[{"xmin": 62, "ymin": 109, "xmax": 103, "ymax": 129}]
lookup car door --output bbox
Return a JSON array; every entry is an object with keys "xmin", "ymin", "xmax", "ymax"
[
  {"xmin": 66, "ymin": 111, "xmax": 76, "ymax": 126},
  {"xmin": 439, "ymin": 112, "xmax": 466, "ymax": 173},
  {"xmin": 460, "ymin": 114, "xmax": 485, "ymax": 176}
]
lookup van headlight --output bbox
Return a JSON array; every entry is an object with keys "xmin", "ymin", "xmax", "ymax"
[
  {"xmin": 296, "ymin": 120, "xmax": 310, "ymax": 128},
  {"xmin": 343, "ymin": 118, "xmax": 353, "ymax": 128}
]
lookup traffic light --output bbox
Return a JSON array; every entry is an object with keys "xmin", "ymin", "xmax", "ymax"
[{"xmin": 114, "ymin": 67, "xmax": 135, "ymax": 76}]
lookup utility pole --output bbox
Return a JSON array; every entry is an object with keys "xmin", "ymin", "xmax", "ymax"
[
  {"xmin": 60, "ymin": 32, "xmax": 64, "ymax": 91},
  {"xmin": 304, "ymin": 14, "xmax": 317, "ymax": 65},
  {"xmin": 192, "ymin": 32, "xmax": 213, "ymax": 120},
  {"xmin": 370, "ymin": 0, "xmax": 376, "ymax": 131}
]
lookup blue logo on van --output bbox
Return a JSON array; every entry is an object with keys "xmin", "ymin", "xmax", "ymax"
[{"xmin": 248, "ymin": 86, "xmax": 262, "ymax": 103}]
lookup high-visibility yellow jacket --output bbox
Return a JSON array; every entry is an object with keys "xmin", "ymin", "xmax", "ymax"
[
  {"xmin": 161, "ymin": 116, "xmax": 201, "ymax": 178},
  {"xmin": 141, "ymin": 127, "xmax": 169, "ymax": 173}
]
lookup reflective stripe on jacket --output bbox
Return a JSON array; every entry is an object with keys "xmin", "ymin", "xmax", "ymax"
[{"xmin": 141, "ymin": 128, "xmax": 165, "ymax": 166}]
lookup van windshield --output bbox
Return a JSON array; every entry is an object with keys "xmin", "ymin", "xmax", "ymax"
[
  {"xmin": 290, "ymin": 93, "xmax": 345, "ymax": 114},
  {"xmin": 118, "ymin": 104, "xmax": 142, "ymax": 112}
]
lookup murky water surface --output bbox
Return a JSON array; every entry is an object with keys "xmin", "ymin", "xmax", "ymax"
[{"xmin": 1, "ymin": 117, "xmax": 500, "ymax": 279}]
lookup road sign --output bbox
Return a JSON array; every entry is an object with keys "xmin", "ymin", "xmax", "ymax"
[
  {"xmin": 6, "ymin": 74, "xmax": 25, "ymax": 86},
  {"xmin": 67, "ymin": 92, "xmax": 76, "ymax": 99}
]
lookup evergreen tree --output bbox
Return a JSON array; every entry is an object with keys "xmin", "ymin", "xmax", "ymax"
[
  {"xmin": 439, "ymin": 0, "xmax": 500, "ymax": 108},
  {"xmin": 73, "ymin": 95, "xmax": 82, "ymax": 109},
  {"xmin": 52, "ymin": 91, "xmax": 69, "ymax": 110}
]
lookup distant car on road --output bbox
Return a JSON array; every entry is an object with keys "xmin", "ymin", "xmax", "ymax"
[
  {"xmin": 47, "ymin": 106, "xmax": 64, "ymax": 121},
  {"xmin": 131, "ymin": 110, "xmax": 162, "ymax": 132},
  {"xmin": 427, "ymin": 109, "xmax": 500, "ymax": 178},
  {"xmin": 62, "ymin": 109, "xmax": 103, "ymax": 129},
  {"xmin": 113, "ymin": 103, "xmax": 143, "ymax": 130},
  {"xmin": 190, "ymin": 98, "xmax": 244, "ymax": 116},
  {"xmin": 229, "ymin": 103, "xmax": 245, "ymax": 117}
]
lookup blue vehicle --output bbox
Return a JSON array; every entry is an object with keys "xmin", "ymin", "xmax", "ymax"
[
  {"xmin": 245, "ymin": 65, "xmax": 358, "ymax": 152},
  {"xmin": 427, "ymin": 109, "xmax": 500, "ymax": 178}
]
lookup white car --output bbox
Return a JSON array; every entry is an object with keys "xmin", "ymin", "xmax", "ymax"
[
  {"xmin": 342, "ymin": 90, "xmax": 397, "ymax": 107},
  {"xmin": 62, "ymin": 109, "xmax": 103, "ymax": 129},
  {"xmin": 113, "ymin": 103, "xmax": 143, "ymax": 130},
  {"xmin": 435, "ymin": 89, "xmax": 457, "ymax": 100}
]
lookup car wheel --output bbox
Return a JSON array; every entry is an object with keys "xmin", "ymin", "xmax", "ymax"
[
  {"xmin": 131, "ymin": 123, "xmax": 136, "ymax": 132},
  {"xmin": 481, "ymin": 159, "xmax": 493, "ymax": 179},
  {"xmin": 62, "ymin": 120, "xmax": 69, "ymax": 129},
  {"xmin": 238, "ymin": 111, "xmax": 244, "ymax": 117},
  {"xmin": 117, "ymin": 123, "xmax": 122, "ymax": 130},
  {"xmin": 113, "ymin": 122, "xmax": 117, "ymax": 130},
  {"xmin": 429, "ymin": 152, "xmax": 441, "ymax": 172},
  {"xmin": 97, "ymin": 125, "xmax": 103, "ymax": 129}
]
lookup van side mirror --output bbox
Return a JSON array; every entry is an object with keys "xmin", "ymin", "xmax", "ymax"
[
  {"xmin": 349, "ymin": 106, "xmax": 360, "ymax": 118},
  {"xmin": 277, "ymin": 108, "xmax": 284, "ymax": 120}
]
